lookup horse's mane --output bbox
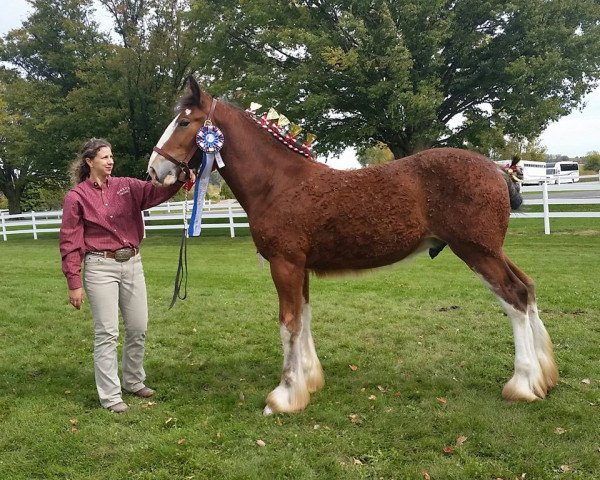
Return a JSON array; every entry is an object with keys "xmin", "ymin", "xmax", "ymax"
[{"xmin": 176, "ymin": 91, "xmax": 321, "ymax": 165}]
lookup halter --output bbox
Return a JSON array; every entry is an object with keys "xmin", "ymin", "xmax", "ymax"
[{"xmin": 152, "ymin": 98, "xmax": 218, "ymax": 180}]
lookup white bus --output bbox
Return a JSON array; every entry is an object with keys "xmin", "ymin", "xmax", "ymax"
[
  {"xmin": 546, "ymin": 161, "xmax": 580, "ymax": 184},
  {"xmin": 496, "ymin": 159, "xmax": 546, "ymax": 185}
]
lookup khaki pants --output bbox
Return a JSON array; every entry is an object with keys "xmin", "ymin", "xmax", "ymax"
[{"xmin": 83, "ymin": 253, "xmax": 149, "ymax": 408}]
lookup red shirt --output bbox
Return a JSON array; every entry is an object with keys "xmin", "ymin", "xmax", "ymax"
[{"xmin": 60, "ymin": 176, "xmax": 181, "ymax": 289}]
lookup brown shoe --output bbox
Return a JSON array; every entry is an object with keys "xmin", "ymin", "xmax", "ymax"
[
  {"xmin": 129, "ymin": 387, "xmax": 155, "ymax": 398},
  {"xmin": 108, "ymin": 402, "xmax": 129, "ymax": 413}
]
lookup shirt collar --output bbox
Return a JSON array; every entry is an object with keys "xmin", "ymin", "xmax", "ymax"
[{"xmin": 87, "ymin": 175, "xmax": 111, "ymax": 189}]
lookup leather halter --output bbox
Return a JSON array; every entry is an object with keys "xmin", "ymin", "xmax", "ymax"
[{"xmin": 152, "ymin": 98, "xmax": 218, "ymax": 180}]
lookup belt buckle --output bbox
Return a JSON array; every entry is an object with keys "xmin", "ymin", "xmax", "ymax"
[{"xmin": 114, "ymin": 248, "xmax": 133, "ymax": 262}]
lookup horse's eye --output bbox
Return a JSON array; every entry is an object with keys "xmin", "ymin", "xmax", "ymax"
[{"xmin": 179, "ymin": 119, "xmax": 190, "ymax": 127}]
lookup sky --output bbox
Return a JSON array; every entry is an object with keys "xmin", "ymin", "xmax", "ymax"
[{"xmin": 2, "ymin": 1, "xmax": 599, "ymax": 169}]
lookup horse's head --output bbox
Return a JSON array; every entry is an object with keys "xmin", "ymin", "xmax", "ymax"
[{"xmin": 147, "ymin": 76, "xmax": 213, "ymax": 185}]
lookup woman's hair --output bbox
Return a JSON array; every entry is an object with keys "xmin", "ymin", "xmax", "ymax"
[{"xmin": 69, "ymin": 138, "xmax": 112, "ymax": 185}]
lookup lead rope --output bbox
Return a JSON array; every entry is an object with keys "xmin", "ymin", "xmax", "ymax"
[{"xmin": 169, "ymin": 186, "xmax": 190, "ymax": 309}]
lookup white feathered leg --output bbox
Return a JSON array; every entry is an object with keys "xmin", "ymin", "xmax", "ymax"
[{"xmin": 300, "ymin": 302, "xmax": 324, "ymax": 393}]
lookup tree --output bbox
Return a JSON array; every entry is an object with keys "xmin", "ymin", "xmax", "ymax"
[
  {"xmin": 584, "ymin": 151, "xmax": 600, "ymax": 171},
  {"xmin": 187, "ymin": 0, "xmax": 600, "ymax": 158},
  {"xmin": 0, "ymin": 0, "xmax": 199, "ymax": 211},
  {"xmin": 492, "ymin": 136, "xmax": 547, "ymax": 162},
  {"xmin": 0, "ymin": 0, "xmax": 105, "ymax": 213},
  {"xmin": 356, "ymin": 142, "xmax": 394, "ymax": 167}
]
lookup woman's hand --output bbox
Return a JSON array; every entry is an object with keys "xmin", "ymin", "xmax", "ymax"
[{"xmin": 68, "ymin": 288, "xmax": 84, "ymax": 310}]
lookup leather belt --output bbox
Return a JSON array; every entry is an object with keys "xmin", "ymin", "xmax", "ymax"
[{"xmin": 89, "ymin": 247, "xmax": 139, "ymax": 262}]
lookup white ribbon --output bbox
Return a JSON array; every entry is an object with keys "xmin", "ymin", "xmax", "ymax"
[{"xmin": 187, "ymin": 153, "xmax": 215, "ymax": 237}]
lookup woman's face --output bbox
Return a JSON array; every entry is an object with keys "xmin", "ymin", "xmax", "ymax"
[{"xmin": 87, "ymin": 146, "xmax": 114, "ymax": 178}]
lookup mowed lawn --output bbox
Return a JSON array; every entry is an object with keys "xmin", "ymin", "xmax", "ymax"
[{"xmin": 0, "ymin": 218, "xmax": 598, "ymax": 479}]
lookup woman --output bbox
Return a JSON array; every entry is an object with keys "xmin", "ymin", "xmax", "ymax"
[{"xmin": 60, "ymin": 138, "xmax": 186, "ymax": 413}]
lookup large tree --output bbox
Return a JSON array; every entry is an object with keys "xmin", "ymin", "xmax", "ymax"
[
  {"xmin": 188, "ymin": 0, "xmax": 600, "ymax": 158},
  {"xmin": 0, "ymin": 0, "xmax": 200, "ymax": 211},
  {"xmin": 0, "ymin": 0, "xmax": 106, "ymax": 213}
]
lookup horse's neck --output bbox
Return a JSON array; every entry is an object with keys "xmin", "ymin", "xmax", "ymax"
[{"xmin": 216, "ymin": 108, "xmax": 317, "ymax": 215}]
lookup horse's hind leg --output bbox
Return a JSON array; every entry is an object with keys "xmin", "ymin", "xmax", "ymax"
[
  {"xmin": 453, "ymin": 247, "xmax": 548, "ymax": 401},
  {"xmin": 263, "ymin": 258, "xmax": 311, "ymax": 415},
  {"xmin": 505, "ymin": 257, "xmax": 558, "ymax": 391},
  {"xmin": 300, "ymin": 273, "xmax": 325, "ymax": 393}
]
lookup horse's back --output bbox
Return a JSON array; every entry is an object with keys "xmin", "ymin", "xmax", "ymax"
[{"xmin": 254, "ymin": 147, "xmax": 510, "ymax": 269}]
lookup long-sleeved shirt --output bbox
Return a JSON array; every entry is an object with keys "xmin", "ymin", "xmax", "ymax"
[{"xmin": 60, "ymin": 176, "xmax": 182, "ymax": 289}]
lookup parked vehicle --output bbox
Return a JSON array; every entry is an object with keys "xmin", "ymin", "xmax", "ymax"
[
  {"xmin": 496, "ymin": 160, "xmax": 546, "ymax": 185},
  {"xmin": 546, "ymin": 161, "xmax": 580, "ymax": 184}
]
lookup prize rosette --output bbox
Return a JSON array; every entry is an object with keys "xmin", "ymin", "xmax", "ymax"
[{"xmin": 195, "ymin": 124, "xmax": 225, "ymax": 153}]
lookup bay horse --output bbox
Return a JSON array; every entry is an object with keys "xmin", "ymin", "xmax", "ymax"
[{"xmin": 148, "ymin": 77, "xmax": 558, "ymax": 414}]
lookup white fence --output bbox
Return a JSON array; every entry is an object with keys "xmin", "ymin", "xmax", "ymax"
[
  {"xmin": 0, "ymin": 200, "xmax": 249, "ymax": 241},
  {"xmin": 513, "ymin": 178, "xmax": 600, "ymax": 234},
  {"xmin": 1, "ymin": 180, "xmax": 599, "ymax": 240}
]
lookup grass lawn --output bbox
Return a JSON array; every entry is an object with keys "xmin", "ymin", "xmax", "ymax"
[{"xmin": 0, "ymin": 218, "xmax": 599, "ymax": 479}]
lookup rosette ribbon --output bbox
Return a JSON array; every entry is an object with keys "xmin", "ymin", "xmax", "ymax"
[{"xmin": 188, "ymin": 122, "xmax": 226, "ymax": 237}]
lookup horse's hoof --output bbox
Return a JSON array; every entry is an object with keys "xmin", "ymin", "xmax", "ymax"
[{"xmin": 263, "ymin": 405, "xmax": 273, "ymax": 416}]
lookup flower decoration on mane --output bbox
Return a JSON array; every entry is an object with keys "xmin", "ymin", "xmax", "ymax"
[
  {"xmin": 503, "ymin": 155, "xmax": 524, "ymax": 183},
  {"xmin": 246, "ymin": 103, "xmax": 316, "ymax": 158}
]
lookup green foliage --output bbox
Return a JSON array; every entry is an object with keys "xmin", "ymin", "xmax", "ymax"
[
  {"xmin": 492, "ymin": 136, "xmax": 547, "ymax": 161},
  {"xmin": 219, "ymin": 180, "xmax": 236, "ymax": 200},
  {"xmin": 584, "ymin": 151, "xmax": 600, "ymax": 171},
  {"xmin": 0, "ymin": 0, "xmax": 200, "ymax": 212},
  {"xmin": 356, "ymin": 142, "xmax": 395, "ymax": 167},
  {"xmin": 189, "ymin": 0, "xmax": 600, "ymax": 158},
  {"xmin": 0, "ymin": 221, "xmax": 599, "ymax": 478}
]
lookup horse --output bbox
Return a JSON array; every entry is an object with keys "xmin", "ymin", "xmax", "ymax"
[{"xmin": 147, "ymin": 77, "xmax": 558, "ymax": 415}]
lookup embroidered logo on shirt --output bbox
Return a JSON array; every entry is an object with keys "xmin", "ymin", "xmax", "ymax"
[{"xmin": 117, "ymin": 186, "xmax": 131, "ymax": 196}]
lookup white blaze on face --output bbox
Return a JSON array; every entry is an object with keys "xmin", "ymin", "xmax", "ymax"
[{"xmin": 147, "ymin": 114, "xmax": 180, "ymax": 170}]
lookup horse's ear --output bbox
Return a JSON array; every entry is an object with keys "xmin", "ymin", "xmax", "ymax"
[{"xmin": 187, "ymin": 76, "xmax": 201, "ymax": 106}]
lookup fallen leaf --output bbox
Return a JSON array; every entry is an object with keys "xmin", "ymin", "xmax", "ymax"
[
  {"xmin": 216, "ymin": 432, "xmax": 221, "ymax": 439},
  {"xmin": 64, "ymin": 390, "xmax": 71, "ymax": 395},
  {"xmin": 313, "ymin": 424, "xmax": 320, "ymax": 430},
  {"xmin": 436, "ymin": 397, "xmax": 448, "ymax": 406},
  {"xmin": 353, "ymin": 458, "xmax": 363, "ymax": 465},
  {"xmin": 239, "ymin": 392, "xmax": 245, "ymax": 403},
  {"xmin": 349, "ymin": 364, "xmax": 358, "ymax": 371},
  {"xmin": 394, "ymin": 391, "xmax": 401, "ymax": 397},
  {"xmin": 368, "ymin": 395, "xmax": 377, "ymax": 401},
  {"xmin": 177, "ymin": 438, "xmax": 186, "ymax": 445},
  {"xmin": 443, "ymin": 446, "xmax": 454, "ymax": 454},
  {"xmin": 559, "ymin": 465, "xmax": 571, "ymax": 472},
  {"xmin": 256, "ymin": 439, "xmax": 266, "ymax": 447},
  {"xmin": 554, "ymin": 427, "xmax": 566, "ymax": 435},
  {"xmin": 581, "ymin": 378, "xmax": 591, "ymax": 385},
  {"xmin": 421, "ymin": 471, "xmax": 431, "ymax": 480},
  {"xmin": 377, "ymin": 385, "xmax": 385, "ymax": 392},
  {"xmin": 456, "ymin": 435, "xmax": 467, "ymax": 446},
  {"xmin": 69, "ymin": 426, "xmax": 78, "ymax": 433},
  {"xmin": 69, "ymin": 418, "xmax": 78, "ymax": 425},
  {"xmin": 349, "ymin": 414, "xmax": 359, "ymax": 423}
]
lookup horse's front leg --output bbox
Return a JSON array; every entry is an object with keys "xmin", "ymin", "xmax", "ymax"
[{"xmin": 263, "ymin": 257, "xmax": 310, "ymax": 415}]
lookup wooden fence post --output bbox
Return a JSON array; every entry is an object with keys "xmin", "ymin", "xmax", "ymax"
[
  {"xmin": 1, "ymin": 212, "xmax": 6, "ymax": 241},
  {"xmin": 542, "ymin": 181, "xmax": 550, "ymax": 235},
  {"xmin": 229, "ymin": 204, "xmax": 235, "ymax": 237},
  {"xmin": 31, "ymin": 211, "xmax": 38, "ymax": 240}
]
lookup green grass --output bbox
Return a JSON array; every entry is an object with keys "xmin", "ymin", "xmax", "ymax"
[{"xmin": 0, "ymin": 219, "xmax": 599, "ymax": 479}]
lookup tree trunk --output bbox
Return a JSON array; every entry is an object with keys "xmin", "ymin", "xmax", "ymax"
[
  {"xmin": 4, "ymin": 188, "xmax": 22, "ymax": 215},
  {"xmin": 388, "ymin": 141, "xmax": 432, "ymax": 160}
]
